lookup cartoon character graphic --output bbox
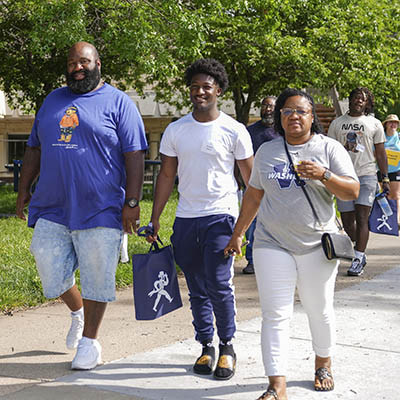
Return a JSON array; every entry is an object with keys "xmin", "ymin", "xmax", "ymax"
[
  {"xmin": 345, "ymin": 131, "xmax": 363, "ymax": 153},
  {"xmin": 58, "ymin": 106, "xmax": 79, "ymax": 143},
  {"xmin": 148, "ymin": 270, "xmax": 173, "ymax": 312}
]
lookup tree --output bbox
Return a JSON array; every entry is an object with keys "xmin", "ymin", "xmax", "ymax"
[
  {"xmin": 0, "ymin": 0, "xmax": 88, "ymax": 113},
  {"xmin": 150, "ymin": 0, "xmax": 400, "ymax": 123},
  {"xmin": 0, "ymin": 0, "xmax": 202, "ymax": 113},
  {"xmin": 0, "ymin": 0, "xmax": 399, "ymax": 122}
]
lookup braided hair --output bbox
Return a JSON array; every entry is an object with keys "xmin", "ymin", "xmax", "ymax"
[{"xmin": 349, "ymin": 87, "xmax": 375, "ymax": 115}]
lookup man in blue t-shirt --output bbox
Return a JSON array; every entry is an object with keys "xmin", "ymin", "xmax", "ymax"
[
  {"xmin": 16, "ymin": 42, "xmax": 148, "ymax": 370},
  {"xmin": 242, "ymin": 96, "xmax": 278, "ymax": 274}
]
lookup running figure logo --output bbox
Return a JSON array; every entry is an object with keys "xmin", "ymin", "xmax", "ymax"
[
  {"xmin": 58, "ymin": 106, "xmax": 79, "ymax": 143},
  {"xmin": 148, "ymin": 271, "xmax": 174, "ymax": 312},
  {"xmin": 376, "ymin": 214, "xmax": 393, "ymax": 231}
]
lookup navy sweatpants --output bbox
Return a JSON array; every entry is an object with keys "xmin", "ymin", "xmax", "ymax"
[{"xmin": 171, "ymin": 214, "xmax": 236, "ymax": 343}]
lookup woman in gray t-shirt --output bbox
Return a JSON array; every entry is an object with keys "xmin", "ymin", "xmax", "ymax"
[{"xmin": 225, "ymin": 88, "xmax": 359, "ymax": 400}]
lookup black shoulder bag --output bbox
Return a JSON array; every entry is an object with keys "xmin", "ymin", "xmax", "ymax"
[{"xmin": 283, "ymin": 139, "xmax": 354, "ymax": 261}]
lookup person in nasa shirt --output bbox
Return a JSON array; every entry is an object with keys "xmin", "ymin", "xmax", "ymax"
[{"xmin": 328, "ymin": 87, "xmax": 389, "ymax": 276}]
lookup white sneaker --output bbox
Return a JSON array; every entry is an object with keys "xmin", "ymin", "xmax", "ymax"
[
  {"xmin": 66, "ymin": 313, "xmax": 84, "ymax": 350},
  {"xmin": 71, "ymin": 337, "xmax": 102, "ymax": 370}
]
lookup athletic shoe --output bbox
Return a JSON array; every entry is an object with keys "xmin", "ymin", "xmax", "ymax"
[
  {"xmin": 71, "ymin": 337, "xmax": 102, "ymax": 370},
  {"xmin": 242, "ymin": 263, "xmax": 255, "ymax": 274},
  {"xmin": 66, "ymin": 313, "xmax": 84, "ymax": 350},
  {"xmin": 347, "ymin": 255, "xmax": 367, "ymax": 276}
]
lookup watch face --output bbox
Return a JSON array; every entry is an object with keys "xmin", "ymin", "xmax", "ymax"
[
  {"xmin": 127, "ymin": 198, "xmax": 138, "ymax": 208},
  {"xmin": 324, "ymin": 170, "xmax": 332, "ymax": 181}
]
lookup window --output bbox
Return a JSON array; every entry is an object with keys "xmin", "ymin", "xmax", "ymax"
[{"xmin": 7, "ymin": 134, "xmax": 29, "ymax": 164}]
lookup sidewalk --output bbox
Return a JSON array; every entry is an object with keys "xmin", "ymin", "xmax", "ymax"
[{"xmin": 1, "ymin": 232, "xmax": 399, "ymax": 399}]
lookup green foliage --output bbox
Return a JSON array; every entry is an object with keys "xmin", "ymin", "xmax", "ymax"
[
  {"xmin": 0, "ymin": 216, "xmax": 46, "ymax": 311},
  {"xmin": 0, "ymin": 186, "xmax": 178, "ymax": 312},
  {"xmin": 0, "ymin": 0, "xmax": 202, "ymax": 113},
  {"xmin": 0, "ymin": 185, "xmax": 17, "ymax": 214},
  {"xmin": 0, "ymin": 0, "xmax": 89, "ymax": 112},
  {"xmin": 153, "ymin": 0, "xmax": 400, "ymax": 122},
  {"xmin": 0, "ymin": 0, "xmax": 399, "ymax": 120}
]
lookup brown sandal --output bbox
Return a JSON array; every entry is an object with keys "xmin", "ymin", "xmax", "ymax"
[
  {"xmin": 314, "ymin": 367, "xmax": 334, "ymax": 391},
  {"xmin": 256, "ymin": 388, "xmax": 279, "ymax": 400}
]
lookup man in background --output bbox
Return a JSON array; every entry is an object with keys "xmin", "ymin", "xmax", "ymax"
[
  {"xmin": 242, "ymin": 96, "xmax": 278, "ymax": 274},
  {"xmin": 328, "ymin": 87, "xmax": 389, "ymax": 276}
]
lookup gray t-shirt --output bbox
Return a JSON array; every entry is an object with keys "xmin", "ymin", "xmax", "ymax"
[
  {"xmin": 327, "ymin": 113, "xmax": 385, "ymax": 176},
  {"xmin": 249, "ymin": 134, "xmax": 358, "ymax": 255}
]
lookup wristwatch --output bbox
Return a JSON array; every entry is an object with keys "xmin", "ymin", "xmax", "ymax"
[
  {"xmin": 382, "ymin": 175, "xmax": 390, "ymax": 184},
  {"xmin": 321, "ymin": 169, "xmax": 332, "ymax": 182},
  {"xmin": 125, "ymin": 197, "xmax": 139, "ymax": 208}
]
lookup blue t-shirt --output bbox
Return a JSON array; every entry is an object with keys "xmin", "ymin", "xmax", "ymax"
[
  {"xmin": 247, "ymin": 120, "xmax": 279, "ymax": 154},
  {"xmin": 27, "ymin": 83, "xmax": 148, "ymax": 230},
  {"xmin": 384, "ymin": 132, "xmax": 400, "ymax": 173}
]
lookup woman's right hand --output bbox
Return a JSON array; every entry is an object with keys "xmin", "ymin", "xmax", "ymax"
[{"xmin": 224, "ymin": 235, "xmax": 244, "ymax": 258}]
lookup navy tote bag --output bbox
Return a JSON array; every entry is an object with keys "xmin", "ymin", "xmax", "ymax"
[
  {"xmin": 368, "ymin": 197, "xmax": 399, "ymax": 236},
  {"xmin": 132, "ymin": 240, "xmax": 182, "ymax": 320}
]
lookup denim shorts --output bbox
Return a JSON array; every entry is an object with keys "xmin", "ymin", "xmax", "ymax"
[
  {"xmin": 336, "ymin": 175, "xmax": 378, "ymax": 212},
  {"xmin": 30, "ymin": 218, "xmax": 123, "ymax": 302}
]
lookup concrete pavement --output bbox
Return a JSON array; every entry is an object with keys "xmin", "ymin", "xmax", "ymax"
[{"xmin": 1, "ymin": 232, "xmax": 399, "ymax": 399}]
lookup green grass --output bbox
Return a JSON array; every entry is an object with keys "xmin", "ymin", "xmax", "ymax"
[
  {"xmin": 0, "ymin": 185, "xmax": 178, "ymax": 312},
  {"xmin": 0, "ymin": 184, "xmax": 18, "ymax": 214}
]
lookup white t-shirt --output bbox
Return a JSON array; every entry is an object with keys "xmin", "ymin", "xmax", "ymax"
[
  {"xmin": 327, "ymin": 113, "xmax": 385, "ymax": 176},
  {"xmin": 160, "ymin": 112, "xmax": 253, "ymax": 218},
  {"xmin": 249, "ymin": 134, "xmax": 358, "ymax": 255}
]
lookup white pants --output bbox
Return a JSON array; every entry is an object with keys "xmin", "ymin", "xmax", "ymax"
[{"xmin": 253, "ymin": 246, "xmax": 339, "ymax": 376}]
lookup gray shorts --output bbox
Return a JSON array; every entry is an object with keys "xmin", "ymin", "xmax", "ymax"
[
  {"xmin": 30, "ymin": 218, "xmax": 123, "ymax": 302},
  {"xmin": 336, "ymin": 175, "xmax": 378, "ymax": 212}
]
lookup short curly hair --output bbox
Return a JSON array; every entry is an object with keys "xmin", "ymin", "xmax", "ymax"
[
  {"xmin": 349, "ymin": 87, "xmax": 374, "ymax": 115},
  {"xmin": 274, "ymin": 88, "xmax": 324, "ymax": 137},
  {"xmin": 184, "ymin": 58, "xmax": 229, "ymax": 93}
]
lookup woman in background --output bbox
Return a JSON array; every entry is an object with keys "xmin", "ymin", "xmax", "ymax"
[{"xmin": 379, "ymin": 114, "xmax": 400, "ymax": 223}]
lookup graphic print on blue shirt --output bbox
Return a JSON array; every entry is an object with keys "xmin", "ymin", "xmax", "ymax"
[
  {"xmin": 58, "ymin": 106, "xmax": 79, "ymax": 143},
  {"xmin": 269, "ymin": 162, "xmax": 304, "ymax": 189}
]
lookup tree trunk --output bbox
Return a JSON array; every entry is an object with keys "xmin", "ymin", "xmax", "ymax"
[{"xmin": 232, "ymin": 86, "xmax": 257, "ymax": 125}]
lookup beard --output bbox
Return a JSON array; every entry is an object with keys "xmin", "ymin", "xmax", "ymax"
[
  {"xmin": 261, "ymin": 112, "xmax": 274, "ymax": 127},
  {"xmin": 66, "ymin": 66, "xmax": 101, "ymax": 94}
]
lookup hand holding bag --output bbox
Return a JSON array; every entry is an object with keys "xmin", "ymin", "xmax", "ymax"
[
  {"xmin": 132, "ymin": 237, "xmax": 182, "ymax": 320},
  {"xmin": 284, "ymin": 139, "xmax": 354, "ymax": 261}
]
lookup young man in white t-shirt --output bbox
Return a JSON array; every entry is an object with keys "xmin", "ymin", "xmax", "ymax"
[
  {"xmin": 148, "ymin": 59, "xmax": 253, "ymax": 380},
  {"xmin": 328, "ymin": 87, "xmax": 389, "ymax": 276}
]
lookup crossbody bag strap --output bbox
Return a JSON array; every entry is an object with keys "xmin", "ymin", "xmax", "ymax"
[{"xmin": 283, "ymin": 138, "xmax": 322, "ymax": 227}]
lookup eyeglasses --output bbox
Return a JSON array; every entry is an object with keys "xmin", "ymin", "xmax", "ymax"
[{"xmin": 280, "ymin": 108, "xmax": 311, "ymax": 117}]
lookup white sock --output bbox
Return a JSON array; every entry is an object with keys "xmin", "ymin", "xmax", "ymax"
[
  {"xmin": 81, "ymin": 336, "xmax": 97, "ymax": 344},
  {"xmin": 71, "ymin": 307, "xmax": 84, "ymax": 319},
  {"xmin": 354, "ymin": 250, "xmax": 364, "ymax": 260}
]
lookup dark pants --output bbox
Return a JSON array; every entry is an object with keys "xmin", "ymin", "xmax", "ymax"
[
  {"xmin": 245, "ymin": 217, "xmax": 257, "ymax": 264},
  {"xmin": 171, "ymin": 214, "xmax": 236, "ymax": 343}
]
